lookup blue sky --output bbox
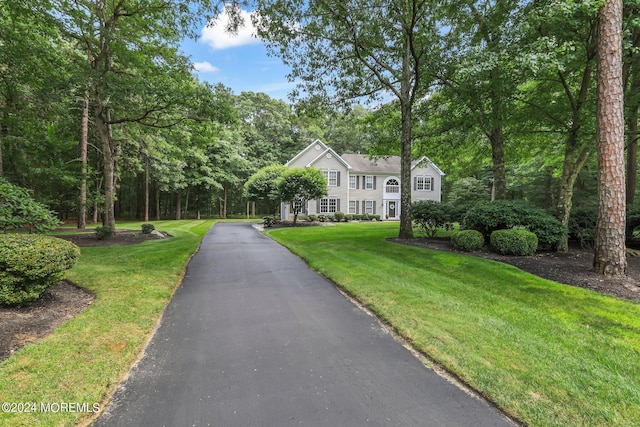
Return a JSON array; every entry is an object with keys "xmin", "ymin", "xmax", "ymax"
[{"xmin": 180, "ymin": 8, "xmax": 295, "ymax": 102}]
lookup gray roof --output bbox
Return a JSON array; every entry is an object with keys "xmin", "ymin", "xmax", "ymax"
[{"xmin": 340, "ymin": 154, "xmax": 401, "ymax": 174}]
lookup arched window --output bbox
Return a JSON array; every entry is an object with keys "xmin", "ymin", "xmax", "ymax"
[{"xmin": 385, "ymin": 178, "xmax": 400, "ymax": 193}]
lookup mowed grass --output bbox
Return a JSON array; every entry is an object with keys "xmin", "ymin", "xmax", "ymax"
[
  {"xmin": 0, "ymin": 220, "xmax": 216, "ymax": 427},
  {"xmin": 266, "ymin": 222, "xmax": 640, "ymax": 427}
]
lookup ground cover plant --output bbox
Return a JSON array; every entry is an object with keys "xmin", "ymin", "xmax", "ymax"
[
  {"xmin": 266, "ymin": 222, "xmax": 640, "ymax": 427},
  {"xmin": 0, "ymin": 219, "xmax": 216, "ymax": 427}
]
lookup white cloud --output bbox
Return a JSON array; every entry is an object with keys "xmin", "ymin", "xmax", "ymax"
[
  {"xmin": 193, "ymin": 61, "xmax": 220, "ymax": 73},
  {"xmin": 200, "ymin": 9, "xmax": 261, "ymax": 50}
]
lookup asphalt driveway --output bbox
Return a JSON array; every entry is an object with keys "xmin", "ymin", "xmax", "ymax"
[{"xmin": 93, "ymin": 222, "xmax": 513, "ymax": 427}]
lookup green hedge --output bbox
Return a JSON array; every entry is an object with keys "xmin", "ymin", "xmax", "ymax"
[
  {"xmin": 0, "ymin": 234, "xmax": 80, "ymax": 305},
  {"xmin": 451, "ymin": 230, "xmax": 485, "ymax": 252},
  {"xmin": 463, "ymin": 200, "xmax": 566, "ymax": 251},
  {"xmin": 490, "ymin": 228, "xmax": 538, "ymax": 256}
]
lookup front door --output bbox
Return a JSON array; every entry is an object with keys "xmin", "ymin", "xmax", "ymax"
[{"xmin": 388, "ymin": 201, "xmax": 397, "ymax": 218}]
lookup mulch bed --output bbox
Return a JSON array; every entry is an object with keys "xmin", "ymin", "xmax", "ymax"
[
  {"xmin": 390, "ymin": 237, "xmax": 640, "ymax": 302},
  {"xmin": 0, "ymin": 230, "xmax": 169, "ymax": 362}
]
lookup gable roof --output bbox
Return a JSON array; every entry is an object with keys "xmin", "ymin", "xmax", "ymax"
[
  {"xmin": 340, "ymin": 154, "xmax": 446, "ymax": 176},
  {"xmin": 285, "ymin": 139, "xmax": 329, "ymax": 167},
  {"xmin": 306, "ymin": 147, "xmax": 352, "ymax": 169}
]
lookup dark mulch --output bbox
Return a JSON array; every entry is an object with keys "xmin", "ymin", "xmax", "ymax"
[
  {"xmin": 0, "ymin": 230, "xmax": 169, "ymax": 362},
  {"xmin": 390, "ymin": 237, "xmax": 640, "ymax": 302}
]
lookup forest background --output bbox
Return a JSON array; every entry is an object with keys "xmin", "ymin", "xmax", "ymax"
[{"xmin": 1, "ymin": 1, "xmax": 638, "ymax": 246}]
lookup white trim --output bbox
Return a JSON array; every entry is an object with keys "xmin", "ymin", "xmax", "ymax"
[
  {"xmin": 412, "ymin": 156, "xmax": 446, "ymax": 176},
  {"xmin": 306, "ymin": 147, "xmax": 352, "ymax": 170},
  {"xmin": 285, "ymin": 139, "xmax": 329, "ymax": 167}
]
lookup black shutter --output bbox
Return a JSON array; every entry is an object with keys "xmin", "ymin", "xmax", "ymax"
[
  {"xmin": 356, "ymin": 201, "xmax": 359, "ymax": 214},
  {"xmin": 373, "ymin": 176, "xmax": 377, "ymax": 190},
  {"xmin": 337, "ymin": 199, "xmax": 341, "ymax": 211},
  {"xmin": 316, "ymin": 199, "xmax": 320, "ymax": 213},
  {"xmin": 362, "ymin": 200, "xmax": 366, "ymax": 214},
  {"xmin": 362, "ymin": 176, "xmax": 366, "ymax": 189},
  {"xmin": 373, "ymin": 202, "xmax": 376, "ymax": 215},
  {"xmin": 414, "ymin": 177, "xmax": 417, "ymax": 190},
  {"xmin": 337, "ymin": 171, "xmax": 341, "ymax": 186},
  {"xmin": 356, "ymin": 175, "xmax": 359, "ymax": 189}
]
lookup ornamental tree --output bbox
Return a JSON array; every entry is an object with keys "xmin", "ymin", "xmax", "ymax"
[{"xmin": 277, "ymin": 168, "xmax": 327, "ymax": 224}]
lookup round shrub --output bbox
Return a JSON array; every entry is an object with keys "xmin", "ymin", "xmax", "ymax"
[
  {"xmin": 490, "ymin": 228, "xmax": 538, "ymax": 256},
  {"xmin": 462, "ymin": 200, "xmax": 566, "ymax": 251},
  {"xmin": 451, "ymin": 230, "xmax": 484, "ymax": 252},
  {"xmin": 141, "ymin": 223, "xmax": 155, "ymax": 234},
  {"xmin": 334, "ymin": 211, "xmax": 345, "ymax": 222},
  {"xmin": 0, "ymin": 234, "xmax": 80, "ymax": 305},
  {"xmin": 95, "ymin": 225, "xmax": 114, "ymax": 240}
]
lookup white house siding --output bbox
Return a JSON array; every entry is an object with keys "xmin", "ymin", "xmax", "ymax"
[{"xmin": 281, "ymin": 139, "xmax": 444, "ymax": 221}]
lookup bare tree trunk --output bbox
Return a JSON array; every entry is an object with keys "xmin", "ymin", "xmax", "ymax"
[
  {"xmin": 594, "ymin": 0, "xmax": 627, "ymax": 275},
  {"xmin": 156, "ymin": 186, "xmax": 161, "ymax": 221},
  {"xmin": 184, "ymin": 186, "xmax": 190, "ymax": 219},
  {"xmin": 556, "ymin": 141, "xmax": 591, "ymax": 252},
  {"xmin": 144, "ymin": 156, "xmax": 150, "ymax": 222},
  {"xmin": 222, "ymin": 187, "xmax": 228, "ymax": 219},
  {"xmin": 95, "ymin": 100, "xmax": 116, "ymax": 230},
  {"xmin": 175, "ymin": 191, "xmax": 181, "ymax": 220},
  {"xmin": 78, "ymin": 92, "xmax": 89, "ymax": 229},
  {"xmin": 398, "ymin": 35, "xmax": 414, "ymax": 239}
]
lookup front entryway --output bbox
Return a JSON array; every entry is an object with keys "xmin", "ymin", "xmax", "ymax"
[{"xmin": 388, "ymin": 201, "xmax": 397, "ymax": 218}]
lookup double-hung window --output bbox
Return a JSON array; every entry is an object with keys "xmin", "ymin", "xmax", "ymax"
[
  {"xmin": 348, "ymin": 200, "xmax": 357, "ymax": 214},
  {"xmin": 323, "ymin": 170, "xmax": 338, "ymax": 186},
  {"xmin": 349, "ymin": 175, "xmax": 357, "ymax": 189},
  {"xmin": 365, "ymin": 175, "xmax": 374, "ymax": 190},
  {"xmin": 364, "ymin": 200, "xmax": 375, "ymax": 215},
  {"xmin": 319, "ymin": 197, "xmax": 338, "ymax": 213},
  {"xmin": 415, "ymin": 176, "xmax": 433, "ymax": 191}
]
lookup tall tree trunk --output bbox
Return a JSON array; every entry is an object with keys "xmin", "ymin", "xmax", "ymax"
[
  {"xmin": 184, "ymin": 186, "xmax": 190, "ymax": 219},
  {"xmin": 489, "ymin": 73, "xmax": 506, "ymax": 200},
  {"xmin": 156, "ymin": 186, "xmax": 161, "ymax": 221},
  {"xmin": 594, "ymin": 0, "xmax": 627, "ymax": 275},
  {"xmin": 144, "ymin": 156, "xmax": 150, "ymax": 222},
  {"xmin": 556, "ymin": 137, "xmax": 591, "ymax": 252},
  {"xmin": 95, "ymin": 101, "xmax": 116, "ymax": 230},
  {"xmin": 398, "ymin": 35, "xmax": 414, "ymax": 239},
  {"xmin": 78, "ymin": 92, "xmax": 89, "ymax": 229},
  {"xmin": 222, "ymin": 187, "xmax": 228, "ymax": 219},
  {"xmin": 175, "ymin": 191, "xmax": 181, "ymax": 220}
]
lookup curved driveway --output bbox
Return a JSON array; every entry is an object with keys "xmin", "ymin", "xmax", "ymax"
[{"xmin": 94, "ymin": 222, "xmax": 513, "ymax": 427}]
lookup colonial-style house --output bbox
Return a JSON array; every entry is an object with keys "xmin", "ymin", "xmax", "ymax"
[{"xmin": 280, "ymin": 139, "xmax": 445, "ymax": 220}]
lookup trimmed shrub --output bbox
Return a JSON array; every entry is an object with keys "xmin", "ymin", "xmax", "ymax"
[
  {"xmin": 95, "ymin": 226, "xmax": 114, "ymax": 240},
  {"xmin": 308, "ymin": 214, "xmax": 317, "ymax": 222},
  {"xmin": 345, "ymin": 214, "xmax": 353, "ymax": 221},
  {"xmin": 462, "ymin": 200, "xmax": 566, "ymax": 251},
  {"xmin": 262, "ymin": 216, "xmax": 279, "ymax": 227},
  {"xmin": 412, "ymin": 200, "xmax": 454, "ymax": 237},
  {"xmin": 317, "ymin": 214, "xmax": 327, "ymax": 222},
  {"xmin": 451, "ymin": 230, "xmax": 484, "ymax": 252},
  {"xmin": 490, "ymin": 228, "xmax": 538, "ymax": 256},
  {"xmin": 141, "ymin": 223, "xmax": 155, "ymax": 234},
  {"xmin": 334, "ymin": 211, "xmax": 345, "ymax": 222},
  {"xmin": 0, "ymin": 234, "xmax": 80, "ymax": 305}
]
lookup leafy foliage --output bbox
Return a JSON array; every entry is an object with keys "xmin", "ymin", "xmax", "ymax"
[
  {"xmin": 463, "ymin": 200, "xmax": 567, "ymax": 250},
  {"xmin": 450, "ymin": 230, "xmax": 485, "ymax": 252},
  {"xmin": 95, "ymin": 226, "xmax": 114, "ymax": 240},
  {"xmin": 141, "ymin": 224, "xmax": 155, "ymax": 234},
  {"xmin": 0, "ymin": 178, "xmax": 61, "ymax": 233},
  {"xmin": 490, "ymin": 228, "xmax": 538, "ymax": 256},
  {"xmin": 411, "ymin": 200, "xmax": 454, "ymax": 237},
  {"xmin": 0, "ymin": 234, "xmax": 80, "ymax": 305},
  {"xmin": 277, "ymin": 168, "xmax": 327, "ymax": 224}
]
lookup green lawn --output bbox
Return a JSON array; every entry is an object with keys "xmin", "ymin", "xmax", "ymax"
[
  {"xmin": 0, "ymin": 220, "xmax": 216, "ymax": 427},
  {"xmin": 266, "ymin": 222, "xmax": 640, "ymax": 427}
]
